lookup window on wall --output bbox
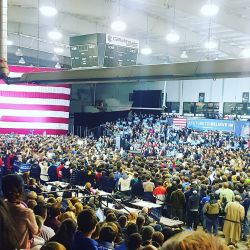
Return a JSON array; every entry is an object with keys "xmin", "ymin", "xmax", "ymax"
[
  {"xmin": 165, "ymin": 102, "xmax": 180, "ymax": 113},
  {"xmin": 183, "ymin": 102, "xmax": 219, "ymax": 117},
  {"xmin": 224, "ymin": 102, "xmax": 250, "ymax": 115},
  {"xmin": 183, "ymin": 102, "xmax": 195, "ymax": 114}
]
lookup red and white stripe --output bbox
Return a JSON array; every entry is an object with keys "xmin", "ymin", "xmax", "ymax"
[
  {"xmin": 0, "ymin": 66, "xmax": 70, "ymax": 135},
  {"xmin": 173, "ymin": 118, "xmax": 187, "ymax": 128}
]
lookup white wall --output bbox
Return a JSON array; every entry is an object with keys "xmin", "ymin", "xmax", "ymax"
[{"xmin": 70, "ymin": 77, "xmax": 250, "ymax": 114}]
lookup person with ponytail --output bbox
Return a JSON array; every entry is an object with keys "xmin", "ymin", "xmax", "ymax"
[
  {"xmin": 0, "ymin": 199, "xmax": 19, "ymax": 250},
  {"xmin": 2, "ymin": 174, "xmax": 38, "ymax": 249}
]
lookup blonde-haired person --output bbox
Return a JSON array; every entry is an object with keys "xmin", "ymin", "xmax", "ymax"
[
  {"xmin": 40, "ymin": 242, "xmax": 66, "ymax": 250},
  {"xmin": 59, "ymin": 211, "xmax": 77, "ymax": 222},
  {"xmin": 161, "ymin": 231, "xmax": 229, "ymax": 250},
  {"xmin": 74, "ymin": 202, "xmax": 84, "ymax": 216}
]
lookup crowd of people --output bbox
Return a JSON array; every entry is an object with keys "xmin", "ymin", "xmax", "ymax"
[{"xmin": 0, "ymin": 113, "xmax": 250, "ymax": 250}]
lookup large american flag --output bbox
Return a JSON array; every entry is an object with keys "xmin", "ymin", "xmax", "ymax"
[
  {"xmin": 0, "ymin": 66, "xmax": 70, "ymax": 135},
  {"xmin": 173, "ymin": 117, "xmax": 187, "ymax": 128}
]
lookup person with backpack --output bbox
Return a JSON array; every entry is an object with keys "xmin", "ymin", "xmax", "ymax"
[{"xmin": 203, "ymin": 194, "xmax": 220, "ymax": 235}]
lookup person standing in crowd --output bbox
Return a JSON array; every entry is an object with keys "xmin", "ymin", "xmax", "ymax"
[
  {"xmin": 29, "ymin": 160, "xmax": 41, "ymax": 183},
  {"xmin": 203, "ymin": 194, "xmax": 220, "ymax": 235},
  {"xmin": 170, "ymin": 184, "xmax": 186, "ymax": 221},
  {"xmin": 153, "ymin": 181, "xmax": 166, "ymax": 205},
  {"xmin": 220, "ymin": 182, "xmax": 235, "ymax": 203},
  {"xmin": 2, "ymin": 174, "xmax": 39, "ymax": 249},
  {"xmin": 223, "ymin": 195, "xmax": 245, "ymax": 248},
  {"xmin": 61, "ymin": 161, "xmax": 71, "ymax": 183},
  {"xmin": 187, "ymin": 190, "xmax": 200, "ymax": 231},
  {"xmin": 40, "ymin": 160, "xmax": 49, "ymax": 184},
  {"xmin": 118, "ymin": 173, "xmax": 132, "ymax": 196},
  {"xmin": 241, "ymin": 192, "xmax": 250, "ymax": 241},
  {"xmin": 0, "ymin": 199, "xmax": 19, "ymax": 250},
  {"xmin": 48, "ymin": 161, "xmax": 58, "ymax": 182},
  {"xmin": 143, "ymin": 176, "xmax": 155, "ymax": 202}
]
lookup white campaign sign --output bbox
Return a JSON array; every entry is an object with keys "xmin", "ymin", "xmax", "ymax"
[{"xmin": 106, "ymin": 34, "xmax": 139, "ymax": 49}]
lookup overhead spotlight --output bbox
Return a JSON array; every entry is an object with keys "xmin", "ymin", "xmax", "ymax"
[
  {"xmin": 7, "ymin": 40, "xmax": 13, "ymax": 46},
  {"xmin": 180, "ymin": 50, "xmax": 188, "ymax": 59},
  {"xmin": 241, "ymin": 48, "xmax": 250, "ymax": 58},
  {"xmin": 201, "ymin": 2, "xmax": 219, "ymax": 17},
  {"xmin": 55, "ymin": 62, "xmax": 61, "ymax": 69},
  {"xmin": 141, "ymin": 46, "xmax": 152, "ymax": 55},
  {"xmin": 40, "ymin": 6, "xmax": 58, "ymax": 16},
  {"xmin": 205, "ymin": 40, "xmax": 218, "ymax": 50},
  {"xmin": 15, "ymin": 48, "xmax": 23, "ymax": 57},
  {"xmin": 48, "ymin": 29, "xmax": 62, "ymax": 41},
  {"xmin": 52, "ymin": 54, "xmax": 59, "ymax": 61},
  {"xmin": 166, "ymin": 30, "xmax": 180, "ymax": 43},
  {"xmin": 54, "ymin": 47, "xmax": 64, "ymax": 54},
  {"xmin": 111, "ymin": 18, "xmax": 127, "ymax": 32},
  {"xmin": 18, "ymin": 57, "xmax": 26, "ymax": 64}
]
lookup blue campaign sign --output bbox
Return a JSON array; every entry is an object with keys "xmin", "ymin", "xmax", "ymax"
[
  {"xmin": 235, "ymin": 121, "xmax": 250, "ymax": 137},
  {"xmin": 187, "ymin": 119, "xmax": 235, "ymax": 133}
]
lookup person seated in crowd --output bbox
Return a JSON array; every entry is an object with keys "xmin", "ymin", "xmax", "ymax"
[
  {"xmin": 161, "ymin": 231, "xmax": 229, "ymax": 250},
  {"xmin": 98, "ymin": 222, "xmax": 118, "ymax": 249},
  {"xmin": 49, "ymin": 218, "xmax": 77, "ymax": 250},
  {"xmin": 41, "ymin": 242, "xmax": 66, "ymax": 250},
  {"xmin": 71, "ymin": 209, "xmax": 98, "ymax": 250},
  {"xmin": 125, "ymin": 233, "xmax": 142, "ymax": 250},
  {"xmin": 45, "ymin": 203, "xmax": 62, "ymax": 233},
  {"xmin": 33, "ymin": 204, "xmax": 55, "ymax": 241}
]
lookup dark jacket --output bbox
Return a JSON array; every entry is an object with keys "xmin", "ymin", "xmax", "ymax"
[
  {"xmin": 188, "ymin": 194, "xmax": 200, "ymax": 211},
  {"xmin": 170, "ymin": 189, "xmax": 185, "ymax": 208},
  {"xmin": 30, "ymin": 164, "xmax": 41, "ymax": 180},
  {"xmin": 72, "ymin": 231, "xmax": 98, "ymax": 250},
  {"xmin": 48, "ymin": 165, "xmax": 58, "ymax": 181}
]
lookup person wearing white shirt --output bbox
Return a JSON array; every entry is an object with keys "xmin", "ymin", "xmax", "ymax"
[{"xmin": 118, "ymin": 173, "xmax": 132, "ymax": 196}]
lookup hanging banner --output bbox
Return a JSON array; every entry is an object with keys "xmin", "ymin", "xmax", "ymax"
[
  {"xmin": 187, "ymin": 119, "xmax": 235, "ymax": 133},
  {"xmin": 235, "ymin": 121, "xmax": 250, "ymax": 137}
]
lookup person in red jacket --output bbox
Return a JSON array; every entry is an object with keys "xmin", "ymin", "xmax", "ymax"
[
  {"xmin": 56, "ymin": 161, "xmax": 64, "ymax": 180},
  {"xmin": 153, "ymin": 181, "xmax": 166, "ymax": 205}
]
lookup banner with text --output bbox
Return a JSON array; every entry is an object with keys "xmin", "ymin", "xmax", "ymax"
[{"xmin": 187, "ymin": 119, "xmax": 235, "ymax": 133}]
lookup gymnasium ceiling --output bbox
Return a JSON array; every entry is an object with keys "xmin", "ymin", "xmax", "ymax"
[{"xmin": 7, "ymin": 0, "xmax": 250, "ymax": 66}]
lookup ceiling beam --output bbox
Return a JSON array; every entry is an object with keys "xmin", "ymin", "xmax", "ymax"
[{"xmin": 7, "ymin": 58, "xmax": 250, "ymax": 84}]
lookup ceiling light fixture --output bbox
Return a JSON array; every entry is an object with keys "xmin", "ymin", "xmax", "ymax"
[
  {"xmin": 52, "ymin": 54, "xmax": 59, "ymax": 61},
  {"xmin": 180, "ymin": 50, "xmax": 188, "ymax": 59},
  {"xmin": 18, "ymin": 57, "xmax": 26, "ymax": 64},
  {"xmin": 141, "ymin": 47, "xmax": 152, "ymax": 55},
  {"xmin": 15, "ymin": 48, "xmax": 23, "ymax": 57},
  {"xmin": 48, "ymin": 29, "xmax": 62, "ymax": 41},
  {"xmin": 166, "ymin": 1, "xmax": 180, "ymax": 43},
  {"xmin": 241, "ymin": 48, "xmax": 250, "ymax": 58},
  {"xmin": 55, "ymin": 62, "xmax": 61, "ymax": 69},
  {"xmin": 7, "ymin": 40, "xmax": 13, "ymax": 46},
  {"xmin": 40, "ymin": 6, "xmax": 58, "ymax": 16},
  {"xmin": 166, "ymin": 30, "xmax": 180, "ymax": 43},
  {"xmin": 205, "ymin": 40, "xmax": 218, "ymax": 50},
  {"xmin": 54, "ymin": 47, "xmax": 64, "ymax": 54},
  {"xmin": 111, "ymin": 0, "xmax": 126, "ymax": 32},
  {"xmin": 201, "ymin": 2, "xmax": 219, "ymax": 17},
  {"xmin": 111, "ymin": 19, "xmax": 127, "ymax": 32}
]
